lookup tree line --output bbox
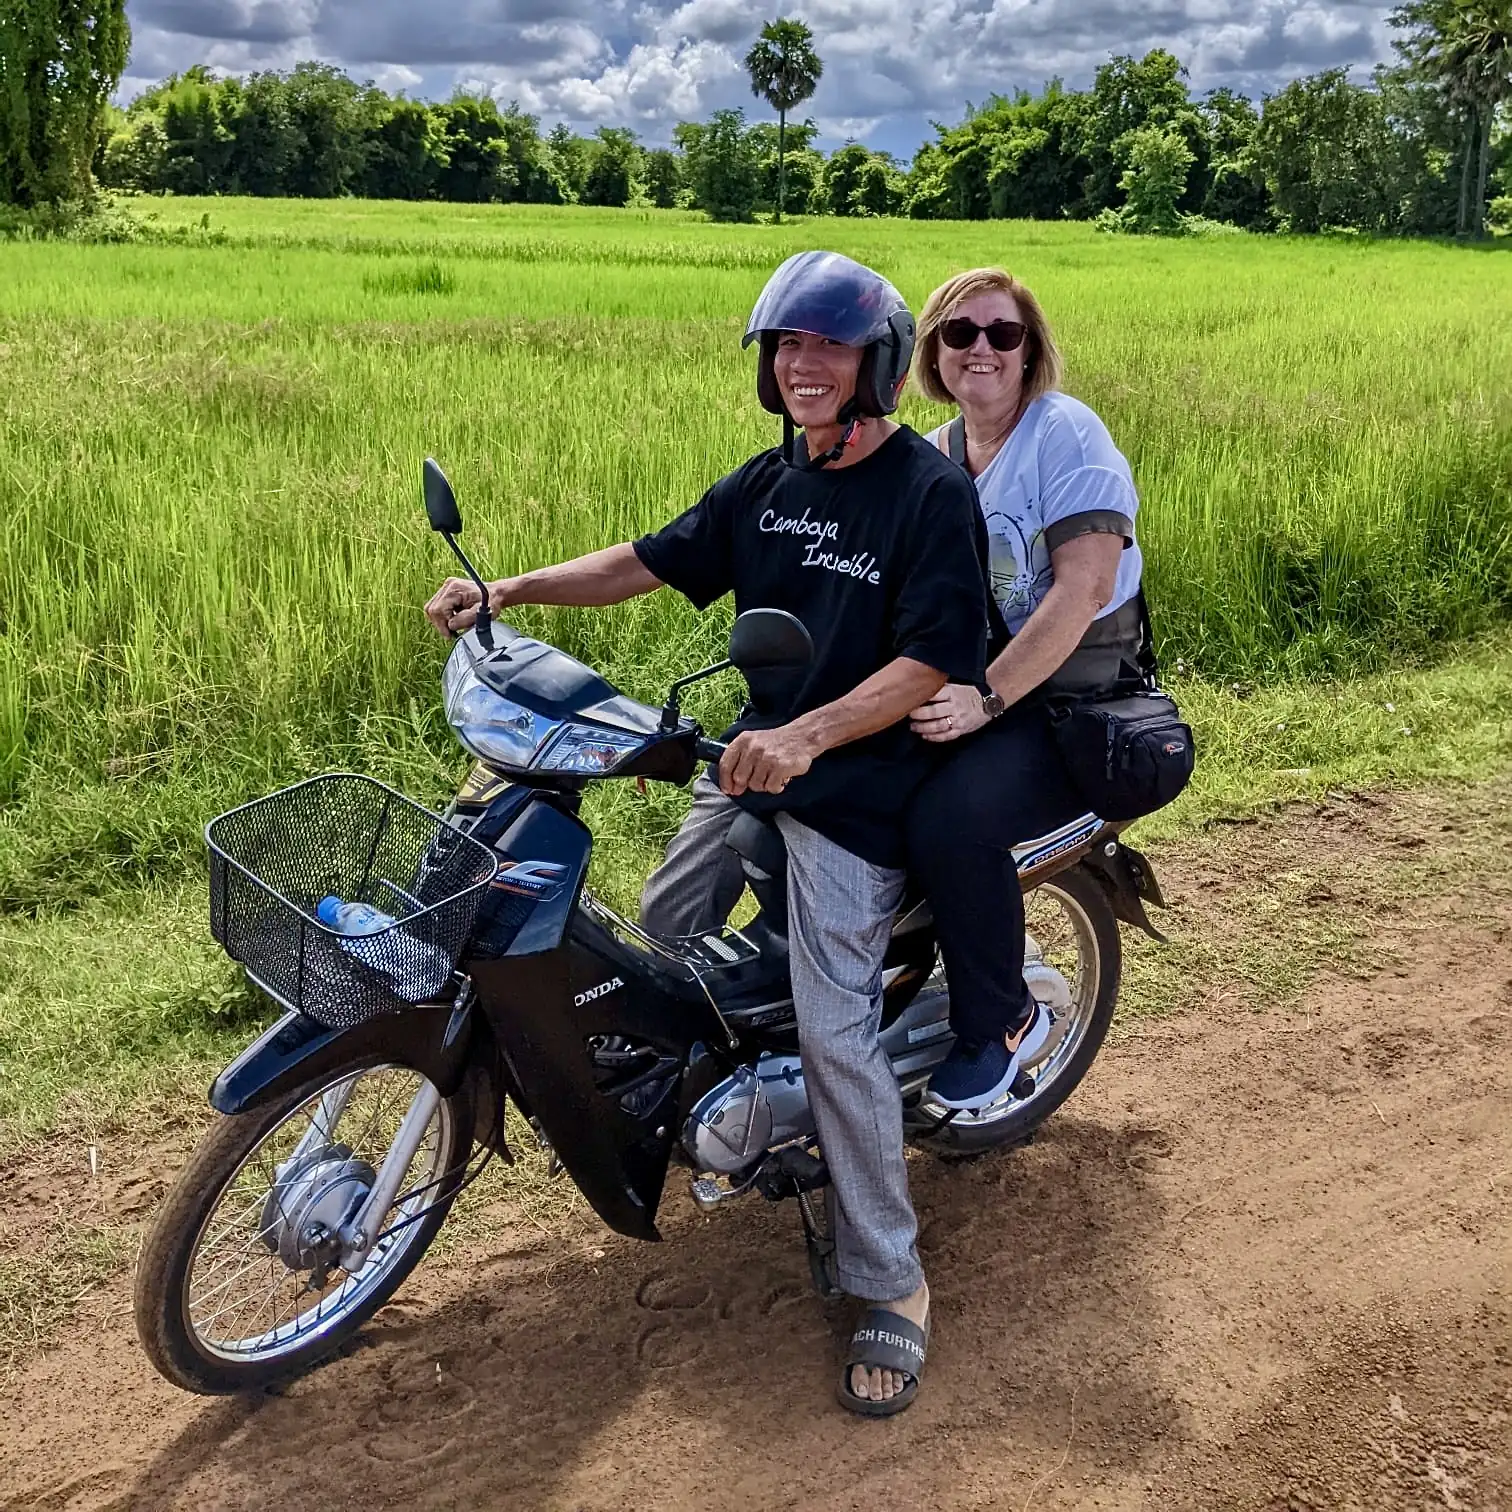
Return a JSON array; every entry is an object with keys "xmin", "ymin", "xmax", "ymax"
[
  {"xmin": 90, "ymin": 64, "xmax": 885, "ymax": 219},
  {"xmin": 4, "ymin": 2, "xmax": 1510, "ymax": 236}
]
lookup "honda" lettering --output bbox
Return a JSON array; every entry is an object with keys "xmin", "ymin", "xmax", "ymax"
[{"xmin": 575, "ymin": 977, "xmax": 624, "ymax": 1006}]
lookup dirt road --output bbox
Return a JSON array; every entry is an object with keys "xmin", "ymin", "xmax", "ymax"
[{"xmin": 2, "ymin": 788, "xmax": 1509, "ymax": 1511}]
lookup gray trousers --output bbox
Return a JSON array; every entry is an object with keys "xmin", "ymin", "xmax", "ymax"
[
  {"xmin": 638, "ymin": 774, "xmax": 747, "ymax": 939},
  {"xmin": 640, "ymin": 787, "xmax": 923, "ymax": 1301}
]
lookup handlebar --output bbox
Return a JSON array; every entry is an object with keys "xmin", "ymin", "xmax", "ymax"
[{"xmin": 695, "ymin": 737, "xmax": 727, "ymax": 764}]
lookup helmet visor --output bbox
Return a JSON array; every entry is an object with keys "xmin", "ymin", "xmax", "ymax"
[{"xmin": 742, "ymin": 251, "xmax": 907, "ymax": 349}]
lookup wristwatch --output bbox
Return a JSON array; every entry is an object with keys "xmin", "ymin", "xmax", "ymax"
[{"xmin": 980, "ymin": 689, "xmax": 1006, "ymax": 720}]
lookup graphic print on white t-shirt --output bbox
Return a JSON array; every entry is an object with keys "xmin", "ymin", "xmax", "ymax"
[
  {"xmin": 984, "ymin": 508, "xmax": 1050, "ymax": 625},
  {"xmin": 931, "ymin": 392, "xmax": 1143, "ymax": 638}
]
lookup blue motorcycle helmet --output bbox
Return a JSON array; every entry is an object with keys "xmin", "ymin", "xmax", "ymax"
[{"xmin": 742, "ymin": 251, "xmax": 916, "ymax": 464}]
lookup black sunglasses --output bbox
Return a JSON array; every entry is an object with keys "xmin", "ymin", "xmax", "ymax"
[{"xmin": 939, "ymin": 317, "xmax": 1028, "ymax": 353}]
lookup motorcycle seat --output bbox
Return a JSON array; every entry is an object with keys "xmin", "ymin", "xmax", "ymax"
[
  {"xmin": 726, "ymin": 811, "xmax": 788, "ymax": 880},
  {"xmin": 726, "ymin": 810, "xmax": 1106, "ymax": 882},
  {"xmin": 726, "ymin": 812, "xmax": 925, "ymax": 938}
]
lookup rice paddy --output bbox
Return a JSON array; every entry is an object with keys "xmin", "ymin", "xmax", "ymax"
[{"xmin": 1, "ymin": 199, "xmax": 1510, "ymax": 1124}]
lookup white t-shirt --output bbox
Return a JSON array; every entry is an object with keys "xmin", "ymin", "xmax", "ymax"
[{"xmin": 928, "ymin": 392, "xmax": 1143, "ymax": 637}]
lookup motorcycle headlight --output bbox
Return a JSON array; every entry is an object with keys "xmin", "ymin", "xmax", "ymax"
[
  {"xmin": 447, "ymin": 678, "xmax": 560, "ymax": 770},
  {"xmin": 533, "ymin": 724, "xmax": 645, "ymax": 775},
  {"xmin": 441, "ymin": 641, "xmax": 647, "ymax": 777}
]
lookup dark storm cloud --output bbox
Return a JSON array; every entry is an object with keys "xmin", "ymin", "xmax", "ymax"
[
  {"xmin": 313, "ymin": 0, "xmax": 618, "ymax": 65},
  {"xmin": 134, "ymin": 0, "xmax": 312, "ymax": 44},
  {"xmin": 120, "ymin": 0, "xmax": 1399, "ymax": 151}
]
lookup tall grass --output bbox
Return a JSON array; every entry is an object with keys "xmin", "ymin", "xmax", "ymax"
[{"xmin": 2, "ymin": 201, "xmax": 1510, "ymax": 911}]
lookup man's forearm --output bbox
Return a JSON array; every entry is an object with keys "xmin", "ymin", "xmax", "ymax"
[
  {"xmin": 790, "ymin": 657, "xmax": 948, "ymax": 757},
  {"xmin": 985, "ymin": 583, "xmax": 1097, "ymax": 707},
  {"xmin": 491, "ymin": 543, "xmax": 662, "ymax": 610}
]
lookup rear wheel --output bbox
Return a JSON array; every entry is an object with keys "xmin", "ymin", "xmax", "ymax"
[
  {"xmin": 916, "ymin": 863, "xmax": 1121, "ymax": 1156},
  {"xmin": 134, "ymin": 1061, "xmax": 473, "ymax": 1395}
]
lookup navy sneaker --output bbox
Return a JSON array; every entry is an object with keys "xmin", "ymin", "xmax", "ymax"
[{"xmin": 925, "ymin": 1003, "xmax": 1052, "ymax": 1112}]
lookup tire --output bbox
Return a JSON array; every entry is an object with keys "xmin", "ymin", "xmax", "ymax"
[
  {"xmin": 920, "ymin": 863, "xmax": 1122, "ymax": 1157},
  {"xmin": 134, "ymin": 1059, "xmax": 474, "ymax": 1395}
]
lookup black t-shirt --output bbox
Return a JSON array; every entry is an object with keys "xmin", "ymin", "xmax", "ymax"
[{"xmin": 634, "ymin": 425, "xmax": 994, "ymax": 866}]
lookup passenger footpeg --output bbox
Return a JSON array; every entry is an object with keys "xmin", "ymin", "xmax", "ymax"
[{"xmin": 909, "ymin": 1067, "xmax": 1039, "ymax": 1143}]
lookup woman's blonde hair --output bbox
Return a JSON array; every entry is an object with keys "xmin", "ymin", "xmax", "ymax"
[{"xmin": 914, "ymin": 267, "xmax": 1063, "ymax": 407}]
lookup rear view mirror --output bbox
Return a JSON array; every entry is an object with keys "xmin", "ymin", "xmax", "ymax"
[
  {"xmin": 423, "ymin": 458, "xmax": 463, "ymax": 536},
  {"xmin": 423, "ymin": 457, "xmax": 494, "ymax": 648},
  {"xmin": 728, "ymin": 609, "xmax": 813, "ymax": 674},
  {"xmin": 658, "ymin": 609, "xmax": 812, "ymax": 733}
]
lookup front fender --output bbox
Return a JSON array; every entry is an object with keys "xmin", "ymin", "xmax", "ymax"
[{"xmin": 210, "ymin": 1001, "xmax": 476, "ymax": 1116}]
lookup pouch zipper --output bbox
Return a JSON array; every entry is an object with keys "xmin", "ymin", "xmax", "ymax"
[{"xmin": 1105, "ymin": 709, "xmax": 1181, "ymax": 779}]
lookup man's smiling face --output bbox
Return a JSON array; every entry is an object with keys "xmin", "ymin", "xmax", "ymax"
[{"xmin": 774, "ymin": 330, "xmax": 864, "ymax": 429}]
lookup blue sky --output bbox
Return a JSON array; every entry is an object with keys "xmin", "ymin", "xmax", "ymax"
[{"xmin": 120, "ymin": 0, "xmax": 1400, "ymax": 160}]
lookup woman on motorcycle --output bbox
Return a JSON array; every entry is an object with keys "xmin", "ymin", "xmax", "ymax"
[{"xmin": 906, "ymin": 266, "xmax": 1147, "ymax": 1112}]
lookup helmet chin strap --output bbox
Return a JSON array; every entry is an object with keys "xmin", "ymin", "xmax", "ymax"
[{"xmin": 787, "ymin": 398, "xmax": 862, "ymax": 471}]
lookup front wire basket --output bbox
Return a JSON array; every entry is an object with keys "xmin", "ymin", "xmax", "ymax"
[{"xmin": 207, "ymin": 773, "xmax": 499, "ymax": 1029}]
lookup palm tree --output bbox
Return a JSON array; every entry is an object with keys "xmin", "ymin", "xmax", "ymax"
[
  {"xmin": 1392, "ymin": 0, "xmax": 1512, "ymax": 234},
  {"xmin": 1451, "ymin": 1, "xmax": 1512, "ymax": 234},
  {"xmin": 743, "ymin": 18, "xmax": 823, "ymax": 222}
]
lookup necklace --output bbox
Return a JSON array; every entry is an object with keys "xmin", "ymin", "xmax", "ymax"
[{"xmin": 964, "ymin": 399, "xmax": 1027, "ymax": 472}]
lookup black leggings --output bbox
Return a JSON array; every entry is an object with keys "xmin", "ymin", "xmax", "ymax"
[{"xmin": 905, "ymin": 702, "xmax": 1086, "ymax": 1045}]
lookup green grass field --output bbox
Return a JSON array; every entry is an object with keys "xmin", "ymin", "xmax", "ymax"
[{"xmin": 2, "ymin": 199, "xmax": 1511, "ymax": 1132}]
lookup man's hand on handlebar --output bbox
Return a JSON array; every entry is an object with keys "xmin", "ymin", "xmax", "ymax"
[
  {"xmin": 717, "ymin": 725, "xmax": 819, "ymax": 798},
  {"xmin": 425, "ymin": 577, "xmax": 501, "ymax": 637}
]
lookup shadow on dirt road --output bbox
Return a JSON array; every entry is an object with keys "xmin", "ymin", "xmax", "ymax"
[{"xmin": 101, "ymin": 1116, "xmax": 1173, "ymax": 1511}]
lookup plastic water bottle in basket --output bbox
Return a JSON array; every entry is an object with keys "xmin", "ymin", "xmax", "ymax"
[{"xmin": 316, "ymin": 896, "xmax": 458, "ymax": 1004}]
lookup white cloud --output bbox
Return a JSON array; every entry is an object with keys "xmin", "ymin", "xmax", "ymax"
[
  {"xmin": 370, "ymin": 63, "xmax": 423, "ymax": 92},
  {"xmin": 662, "ymin": 0, "xmax": 758, "ymax": 44},
  {"xmin": 816, "ymin": 114, "xmax": 886, "ymax": 141},
  {"xmin": 121, "ymin": 0, "xmax": 1400, "ymax": 149}
]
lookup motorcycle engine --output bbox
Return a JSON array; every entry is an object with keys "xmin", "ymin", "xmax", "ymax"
[{"xmin": 683, "ymin": 1055, "xmax": 814, "ymax": 1176}]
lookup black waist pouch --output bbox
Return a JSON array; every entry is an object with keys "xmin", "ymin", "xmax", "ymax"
[{"xmin": 1048, "ymin": 691, "xmax": 1195, "ymax": 823}]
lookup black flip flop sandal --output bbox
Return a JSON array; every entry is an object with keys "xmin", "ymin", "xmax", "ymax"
[{"xmin": 836, "ymin": 1308, "xmax": 930, "ymax": 1418}]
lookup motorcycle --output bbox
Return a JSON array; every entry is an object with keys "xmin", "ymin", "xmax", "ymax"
[{"xmin": 134, "ymin": 460, "xmax": 1168, "ymax": 1395}]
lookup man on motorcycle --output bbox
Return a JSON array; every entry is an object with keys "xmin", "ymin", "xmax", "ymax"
[{"xmin": 425, "ymin": 252, "xmax": 993, "ymax": 1417}]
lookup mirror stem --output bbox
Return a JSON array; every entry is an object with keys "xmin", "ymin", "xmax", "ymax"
[
  {"xmin": 445, "ymin": 533, "xmax": 494, "ymax": 650},
  {"xmin": 660, "ymin": 659, "xmax": 730, "ymax": 732}
]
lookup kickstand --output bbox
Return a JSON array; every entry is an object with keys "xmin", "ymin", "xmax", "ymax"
[
  {"xmin": 798, "ymin": 1188, "xmax": 843, "ymax": 1301},
  {"xmin": 908, "ymin": 1104, "xmax": 961, "ymax": 1143}
]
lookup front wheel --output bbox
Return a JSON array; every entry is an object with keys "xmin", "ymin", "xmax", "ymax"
[
  {"xmin": 916, "ymin": 863, "xmax": 1122, "ymax": 1156},
  {"xmin": 135, "ymin": 1061, "xmax": 474, "ymax": 1395}
]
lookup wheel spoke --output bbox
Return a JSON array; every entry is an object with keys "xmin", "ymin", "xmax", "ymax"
[
  {"xmin": 183, "ymin": 1064, "xmax": 456, "ymax": 1364},
  {"xmin": 190, "ymin": 1247, "xmax": 285, "ymax": 1313},
  {"xmin": 341, "ymin": 1076, "xmax": 410, "ymax": 1165},
  {"xmin": 195, "ymin": 1257, "xmax": 286, "ymax": 1334},
  {"xmin": 196, "ymin": 1182, "xmax": 279, "ymax": 1255}
]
